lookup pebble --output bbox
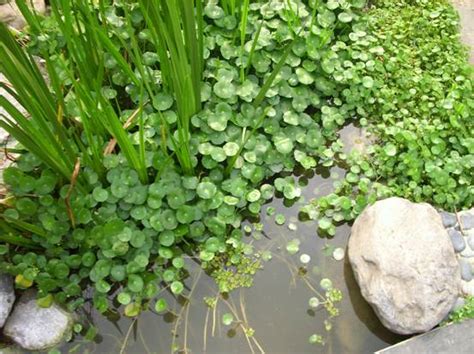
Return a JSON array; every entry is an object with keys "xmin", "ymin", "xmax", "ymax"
[
  {"xmin": 468, "ymin": 235, "xmax": 474, "ymax": 251},
  {"xmin": 460, "ymin": 213, "xmax": 474, "ymax": 230},
  {"xmin": 449, "ymin": 229, "xmax": 466, "ymax": 252},
  {"xmin": 439, "ymin": 211, "xmax": 457, "ymax": 228},
  {"xmin": 459, "ymin": 259, "xmax": 473, "ymax": 281},
  {"xmin": 461, "ymin": 280, "xmax": 474, "ymax": 296}
]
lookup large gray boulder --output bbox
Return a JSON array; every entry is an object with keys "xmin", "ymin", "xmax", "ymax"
[
  {"xmin": 348, "ymin": 197, "xmax": 460, "ymax": 335},
  {"xmin": 3, "ymin": 290, "xmax": 73, "ymax": 351},
  {"xmin": 0, "ymin": 274, "xmax": 15, "ymax": 327}
]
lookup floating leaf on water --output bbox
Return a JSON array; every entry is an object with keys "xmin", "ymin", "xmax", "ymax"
[
  {"xmin": 284, "ymin": 222, "xmax": 296, "ymax": 233},
  {"xmin": 324, "ymin": 320, "xmax": 332, "ymax": 331},
  {"xmin": 318, "ymin": 217, "xmax": 332, "ymax": 230},
  {"xmin": 124, "ymin": 302, "xmax": 141, "ymax": 317},
  {"xmin": 170, "ymin": 281, "xmax": 184, "ymax": 295},
  {"xmin": 261, "ymin": 250, "xmax": 272, "ymax": 261},
  {"xmin": 309, "ymin": 334, "xmax": 324, "ymax": 345},
  {"xmin": 154, "ymin": 298, "xmax": 168, "ymax": 313},
  {"xmin": 300, "ymin": 253, "xmax": 311, "ymax": 264},
  {"xmin": 222, "ymin": 313, "xmax": 234, "ymax": 326},
  {"xmin": 266, "ymin": 206, "xmax": 276, "ymax": 216},
  {"xmin": 286, "ymin": 239, "xmax": 300, "ymax": 255},
  {"xmin": 322, "ymin": 244, "xmax": 336, "ymax": 257},
  {"xmin": 308, "ymin": 297, "xmax": 320, "ymax": 308},
  {"xmin": 332, "ymin": 247, "xmax": 345, "ymax": 261},
  {"xmin": 320, "ymin": 278, "xmax": 333, "ymax": 290},
  {"xmin": 275, "ymin": 213, "xmax": 286, "ymax": 225}
]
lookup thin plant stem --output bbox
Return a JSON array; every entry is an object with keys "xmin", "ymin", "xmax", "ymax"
[
  {"xmin": 119, "ymin": 317, "xmax": 137, "ymax": 354},
  {"xmin": 171, "ymin": 270, "xmax": 202, "ymax": 353},
  {"xmin": 203, "ymin": 306, "xmax": 210, "ymax": 352}
]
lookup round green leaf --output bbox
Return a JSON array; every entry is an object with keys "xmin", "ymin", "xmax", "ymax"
[
  {"xmin": 197, "ymin": 181, "xmax": 217, "ymax": 199},
  {"xmin": 155, "ymin": 298, "xmax": 168, "ymax": 313},
  {"xmin": 222, "ymin": 313, "xmax": 234, "ymax": 326},
  {"xmin": 170, "ymin": 281, "xmax": 184, "ymax": 295}
]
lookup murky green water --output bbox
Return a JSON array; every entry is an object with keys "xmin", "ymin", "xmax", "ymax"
[{"xmin": 59, "ymin": 160, "xmax": 405, "ymax": 354}]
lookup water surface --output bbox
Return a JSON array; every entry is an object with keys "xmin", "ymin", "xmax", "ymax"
[{"xmin": 63, "ymin": 163, "xmax": 405, "ymax": 354}]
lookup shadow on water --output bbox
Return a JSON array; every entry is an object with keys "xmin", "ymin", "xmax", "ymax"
[{"xmin": 343, "ymin": 258, "xmax": 408, "ymax": 347}]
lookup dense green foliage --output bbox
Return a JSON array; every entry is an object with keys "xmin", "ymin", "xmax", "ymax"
[
  {"xmin": 0, "ymin": 0, "xmax": 472, "ymax": 330},
  {"xmin": 1, "ymin": 0, "xmax": 369, "ymax": 315},
  {"xmin": 302, "ymin": 0, "xmax": 473, "ymax": 232}
]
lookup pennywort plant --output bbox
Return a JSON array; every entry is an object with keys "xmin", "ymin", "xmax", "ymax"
[
  {"xmin": 4, "ymin": 0, "xmax": 468, "ymax": 333},
  {"xmin": 302, "ymin": 0, "xmax": 473, "ymax": 235}
]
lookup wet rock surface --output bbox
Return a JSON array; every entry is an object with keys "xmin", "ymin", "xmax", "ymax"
[
  {"xmin": 348, "ymin": 197, "xmax": 460, "ymax": 335},
  {"xmin": 0, "ymin": 274, "xmax": 15, "ymax": 328},
  {"xmin": 3, "ymin": 290, "xmax": 73, "ymax": 351}
]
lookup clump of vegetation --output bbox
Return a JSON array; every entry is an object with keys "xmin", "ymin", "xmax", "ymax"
[
  {"xmin": 302, "ymin": 0, "xmax": 473, "ymax": 233},
  {"xmin": 0, "ymin": 0, "xmax": 471, "ymax": 350},
  {"xmin": 446, "ymin": 296, "xmax": 474, "ymax": 324},
  {"xmin": 0, "ymin": 0, "xmax": 368, "ymax": 316},
  {"xmin": 204, "ymin": 243, "xmax": 262, "ymax": 293}
]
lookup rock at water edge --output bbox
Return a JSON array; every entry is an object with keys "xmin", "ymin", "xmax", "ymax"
[
  {"xmin": 0, "ymin": 274, "xmax": 15, "ymax": 327},
  {"xmin": 348, "ymin": 197, "xmax": 460, "ymax": 335},
  {"xmin": 3, "ymin": 290, "xmax": 73, "ymax": 351}
]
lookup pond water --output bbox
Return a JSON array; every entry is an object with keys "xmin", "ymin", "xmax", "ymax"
[{"xmin": 60, "ymin": 149, "xmax": 406, "ymax": 354}]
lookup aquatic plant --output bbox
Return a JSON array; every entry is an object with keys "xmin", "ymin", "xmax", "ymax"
[
  {"xmin": 1, "ymin": 0, "xmax": 370, "ymax": 317},
  {"xmin": 0, "ymin": 2, "xmax": 471, "ymax": 350},
  {"xmin": 302, "ymin": 0, "xmax": 473, "ymax": 234}
]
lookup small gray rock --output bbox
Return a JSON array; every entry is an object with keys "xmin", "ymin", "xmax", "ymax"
[
  {"xmin": 468, "ymin": 235, "xmax": 474, "ymax": 251},
  {"xmin": 3, "ymin": 290, "xmax": 73, "ymax": 351},
  {"xmin": 461, "ymin": 213, "xmax": 474, "ymax": 230},
  {"xmin": 449, "ymin": 229, "xmax": 466, "ymax": 252},
  {"xmin": 0, "ymin": 274, "xmax": 15, "ymax": 327},
  {"xmin": 459, "ymin": 259, "xmax": 473, "ymax": 281},
  {"xmin": 461, "ymin": 280, "xmax": 474, "ymax": 296},
  {"xmin": 439, "ymin": 211, "xmax": 457, "ymax": 228}
]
